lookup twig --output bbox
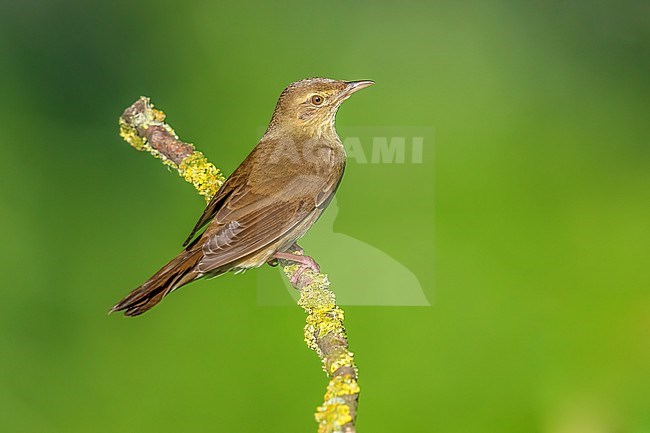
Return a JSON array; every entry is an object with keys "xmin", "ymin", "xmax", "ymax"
[{"xmin": 119, "ymin": 97, "xmax": 360, "ymax": 433}]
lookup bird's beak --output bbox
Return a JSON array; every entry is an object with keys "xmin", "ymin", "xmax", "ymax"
[
  {"xmin": 345, "ymin": 80, "xmax": 375, "ymax": 94},
  {"xmin": 336, "ymin": 80, "xmax": 374, "ymax": 104}
]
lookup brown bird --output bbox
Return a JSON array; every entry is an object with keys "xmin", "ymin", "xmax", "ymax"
[{"xmin": 111, "ymin": 78, "xmax": 374, "ymax": 316}]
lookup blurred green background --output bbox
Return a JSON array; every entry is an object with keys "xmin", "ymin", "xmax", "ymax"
[{"xmin": 1, "ymin": 0, "xmax": 649, "ymax": 432}]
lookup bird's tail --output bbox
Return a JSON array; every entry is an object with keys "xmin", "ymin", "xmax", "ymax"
[{"xmin": 110, "ymin": 249, "xmax": 201, "ymax": 317}]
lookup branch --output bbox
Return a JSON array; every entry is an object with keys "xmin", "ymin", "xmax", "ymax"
[{"xmin": 119, "ymin": 97, "xmax": 360, "ymax": 433}]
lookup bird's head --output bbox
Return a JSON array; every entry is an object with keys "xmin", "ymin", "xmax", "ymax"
[{"xmin": 267, "ymin": 78, "xmax": 374, "ymax": 138}]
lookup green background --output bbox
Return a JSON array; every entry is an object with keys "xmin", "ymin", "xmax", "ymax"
[{"xmin": 1, "ymin": 0, "xmax": 649, "ymax": 432}]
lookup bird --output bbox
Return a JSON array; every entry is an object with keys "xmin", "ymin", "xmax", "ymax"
[{"xmin": 110, "ymin": 78, "xmax": 374, "ymax": 316}]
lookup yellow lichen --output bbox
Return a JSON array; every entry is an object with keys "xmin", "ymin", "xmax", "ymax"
[
  {"xmin": 118, "ymin": 118, "xmax": 146, "ymax": 151},
  {"xmin": 315, "ymin": 399, "xmax": 352, "ymax": 433},
  {"xmin": 314, "ymin": 308, "xmax": 345, "ymax": 337},
  {"xmin": 323, "ymin": 375, "xmax": 360, "ymax": 401},
  {"xmin": 299, "ymin": 285, "xmax": 336, "ymax": 311},
  {"xmin": 327, "ymin": 350, "xmax": 356, "ymax": 376},
  {"xmin": 178, "ymin": 151, "xmax": 225, "ymax": 201},
  {"xmin": 303, "ymin": 309, "xmax": 346, "ymax": 360},
  {"xmin": 151, "ymin": 107, "xmax": 166, "ymax": 122}
]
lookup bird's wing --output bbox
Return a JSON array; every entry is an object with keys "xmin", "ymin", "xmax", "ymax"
[
  {"xmin": 182, "ymin": 164, "xmax": 249, "ymax": 248},
  {"xmin": 194, "ymin": 172, "xmax": 338, "ymax": 273}
]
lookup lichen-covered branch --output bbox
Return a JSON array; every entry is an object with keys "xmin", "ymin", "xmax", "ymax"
[
  {"xmin": 119, "ymin": 97, "xmax": 225, "ymax": 200},
  {"xmin": 118, "ymin": 97, "xmax": 360, "ymax": 433},
  {"xmin": 277, "ymin": 246, "xmax": 360, "ymax": 433}
]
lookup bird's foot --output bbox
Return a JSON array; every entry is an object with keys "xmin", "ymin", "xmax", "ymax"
[{"xmin": 271, "ymin": 251, "xmax": 320, "ymax": 286}]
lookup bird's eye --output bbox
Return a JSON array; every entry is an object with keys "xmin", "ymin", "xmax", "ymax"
[{"xmin": 311, "ymin": 95, "xmax": 324, "ymax": 106}]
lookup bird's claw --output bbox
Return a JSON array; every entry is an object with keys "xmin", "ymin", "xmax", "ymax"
[
  {"xmin": 271, "ymin": 250, "xmax": 320, "ymax": 286},
  {"xmin": 289, "ymin": 256, "xmax": 320, "ymax": 286}
]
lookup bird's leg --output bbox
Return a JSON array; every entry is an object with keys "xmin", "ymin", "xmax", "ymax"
[
  {"xmin": 267, "ymin": 243, "xmax": 302, "ymax": 267},
  {"xmin": 272, "ymin": 251, "xmax": 320, "ymax": 270},
  {"xmin": 272, "ymin": 247, "xmax": 320, "ymax": 286}
]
